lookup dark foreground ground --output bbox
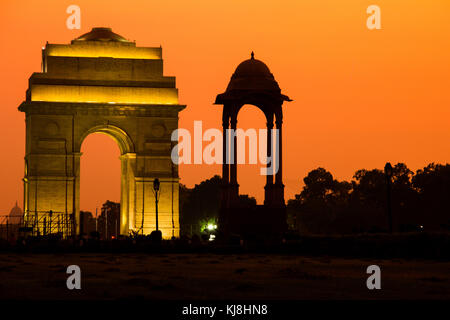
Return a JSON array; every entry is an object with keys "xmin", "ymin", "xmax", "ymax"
[{"xmin": 0, "ymin": 253, "xmax": 449, "ymax": 300}]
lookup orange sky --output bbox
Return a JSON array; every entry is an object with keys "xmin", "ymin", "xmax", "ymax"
[{"xmin": 0, "ymin": 0, "xmax": 449, "ymax": 214}]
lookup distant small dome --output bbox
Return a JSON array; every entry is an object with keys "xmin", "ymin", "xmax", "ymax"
[
  {"xmin": 73, "ymin": 27, "xmax": 130, "ymax": 43},
  {"xmin": 8, "ymin": 202, "xmax": 23, "ymax": 225},
  {"xmin": 226, "ymin": 52, "xmax": 280, "ymax": 92}
]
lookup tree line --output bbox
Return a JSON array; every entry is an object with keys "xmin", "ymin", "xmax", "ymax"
[{"xmin": 180, "ymin": 163, "xmax": 450, "ymax": 235}]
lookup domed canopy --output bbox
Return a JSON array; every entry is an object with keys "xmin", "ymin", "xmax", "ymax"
[
  {"xmin": 233, "ymin": 54, "xmax": 272, "ymax": 78},
  {"xmin": 226, "ymin": 52, "xmax": 279, "ymax": 92},
  {"xmin": 216, "ymin": 52, "xmax": 291, "ymax": 104},
  {"xmin": 72, "ymin": 27, "xmax": 130, "ymax": 43}
]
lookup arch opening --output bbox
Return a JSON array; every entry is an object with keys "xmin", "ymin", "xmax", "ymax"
[
  {"xmin": 80, "ymin": 133, "xmax": 121, "ymax": 238},
  {"xmin": 77, "ymin": 124, "xmax": 136, "ymax": 238},
  {"xmin": 235, "ymin": 104, "xmax": 268, "ymax": 204},
  {"xmin": 79, "ymin": 124, "xmax": 135, "ymax": 155}
]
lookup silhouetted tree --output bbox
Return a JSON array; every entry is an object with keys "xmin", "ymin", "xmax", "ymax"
[
  {"xmin": 180, "ymin": 175, "xmax": 221, "ymax": 235},
  {"xmin": 390, "ymin": 163, "xmax": 419, "ymax": 231},
  {"xmin": 186, "ymin": 163, "xmax": 449, "ymax": 236},
  {"xmin": 180, "ymin": 175, "xmax": 256, "ymax": 235},
  {"xmin": 413, "ymin": 163, "xmax": 450, "ymax": 231},
  {"xmin": 350, "ymin": 168, "xmax": 388, "ymax": 232},
  {"xmin": 237, "ymin": 194, "xmax": 257, "ymax": 207},
  {"xmin": 287, "ymin": 163, "xmax": 446, "ymax": 235},
  {"xmin": 288, "ymin": 168, "xmax": 351, "ymax": 234},
  {"xmin": 349, "ymin": 163, "xmax": 419, "ymax": 232}
]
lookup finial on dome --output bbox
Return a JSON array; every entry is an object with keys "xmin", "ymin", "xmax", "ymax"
[{"xmin": 251, "ymin": 51, "xmax": 254, "ymax": 60}]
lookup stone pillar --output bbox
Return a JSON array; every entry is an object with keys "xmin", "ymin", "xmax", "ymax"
[
  {"xmin": 264, "ymin": 113, "xmax": 274, "ymax": 206},
  {"xmin": 275, "ymin": 119, "xmax": 282, "ymax": 184},
  {"xmin": 273, "ymin": 116, "xmax": 285, "ymax": 206},
  {"xmin": 221, "ymin": 115, "xmax": 230, "ymax": 207},
  {"xmin": 73, "ymin": 152, "xmax": 82, "ymax": 235},
  {"xmin": 120, "ymin": 153, "xmax": 136, "ymax": 235},
  {"xmin": 229, "ymin": 114, "xmax": 239, "ymax": 204}
]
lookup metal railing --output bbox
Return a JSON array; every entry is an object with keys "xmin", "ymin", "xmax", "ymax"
[
  {"xmin": 0, "ymin": 211, "xmax": 75, "ymax": 240},
  {"xmin": 23, "ymin": 211, "xmax": 75, "ymax": 238},
  {"xmin": 0, "ymin": 214, "xmax": 23, "ymax": 241}
]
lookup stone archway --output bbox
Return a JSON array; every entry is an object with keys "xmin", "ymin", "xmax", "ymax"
[
  {"xmin": 19, "ymin": 28, "xmax": 186, "ymax": 238},
  {"xmin": 78, "ymin": 124, "xmax": 136, "ymax": 237}
]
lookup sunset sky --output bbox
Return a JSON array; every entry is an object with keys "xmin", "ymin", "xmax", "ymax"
[{"xmin": 0, "ymin": 0, "xmax": 449, "ymax": 214}]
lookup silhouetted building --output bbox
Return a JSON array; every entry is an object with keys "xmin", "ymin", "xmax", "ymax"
[
  {"xmin": 8, "ymin": 201, "xmax": 23, "ymax": 225},
  {"xmin": 79, "ymin": 211, "xmax": 97, "ymax": 236},
  {"xmin": 0, "ymin": 202, "xmax": 23, "ymax": 240},
  {"xmin": 97, "ymin": 201, "xmax": 120, "ymax": 240}
]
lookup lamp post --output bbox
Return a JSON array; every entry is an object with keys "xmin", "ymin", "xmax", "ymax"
[
  {"xmin": 105, "ymin": 208, "xmax": 108, "ymax": 240},
  {"xmin": 384, "ymin": 162, "xmax": 393, "ymax": 233},
  {"xmin": 153, "ymin": 178, "xmax": 160, "ymax": 231}
]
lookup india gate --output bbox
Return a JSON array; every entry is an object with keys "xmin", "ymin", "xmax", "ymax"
[{"xmin": 18, "ymin": 28, "xmax": 185, "ymax": 238}]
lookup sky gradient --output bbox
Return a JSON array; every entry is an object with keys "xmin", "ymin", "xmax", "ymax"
[{"xmin": 1, "ymin": 0, "xmax": 449, "ymax": 214}]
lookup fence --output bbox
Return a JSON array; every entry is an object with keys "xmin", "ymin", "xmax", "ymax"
[
  {"xmin": 0, "ymin": 214, "xmax": 23, "ymax": 241},
  {"xmin": 0, "ymin": 211, "xmax": 75, "ymax": 240}
]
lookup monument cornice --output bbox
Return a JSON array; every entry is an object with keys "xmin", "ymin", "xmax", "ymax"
[{"xmin": 18, "ymin": 101, "xmax": 186, "ymax": 117}]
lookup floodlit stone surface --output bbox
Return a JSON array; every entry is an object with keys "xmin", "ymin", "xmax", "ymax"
[{"xmin": 18, "ymin": 28, "xmax": 185, "ymax": 238}]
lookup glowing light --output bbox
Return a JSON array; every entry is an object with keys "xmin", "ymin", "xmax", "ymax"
[
  {"xmin": 207, "ymin": 224, "xmax": 217, "ymax": 231},
  {"xmin": 31, "ymin": 84, "xmax": 179, "ymax": 104},
  {"xmin": 209, "ymin": 234, "xmax": 216, "ymax": 241},
  {"xmin": 45, "ymin": 43, "xmax": 162, "ymax": 60}
]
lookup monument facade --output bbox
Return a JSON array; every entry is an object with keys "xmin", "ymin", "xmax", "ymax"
[{"xmin": 19, "ymin": 28, "xmax": 185, "ymax": 238}]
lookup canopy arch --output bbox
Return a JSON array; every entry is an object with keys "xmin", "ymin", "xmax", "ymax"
[{"xmin": 215, "ymin": 53, "xmax": 291, "ymax": 236}]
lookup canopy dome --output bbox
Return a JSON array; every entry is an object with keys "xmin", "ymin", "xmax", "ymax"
[
  {"xmin": 72, "ymin": 27, "xmax": 130, "ymax": 43},
  {"xmin": 225, "ymin": 52, "xmax": 281, "ymax": 92},
  {"xmin": 216, "ymin": 52, "xmax": 291, "ymax": 104},
  {"xmin": 234, "ymin": 56, "xmax": 272, "ymax": 78}
]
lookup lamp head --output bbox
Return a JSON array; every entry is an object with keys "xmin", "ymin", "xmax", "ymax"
[
  {"xmin": 153, "ymin": 178, "xmax": 160, "ymax": 191},
  {"xmin": 384, "ymin": 162, "xmax": 393, "ymax": 178}
]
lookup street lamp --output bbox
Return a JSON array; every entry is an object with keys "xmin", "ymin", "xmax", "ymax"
[
  {"xmin": 384, "ymin": 162, "xmax": 393, "ymax": 233},
  {"xmin": 153, "ymin": 178, "xmax": 160, "ymax": 231}
]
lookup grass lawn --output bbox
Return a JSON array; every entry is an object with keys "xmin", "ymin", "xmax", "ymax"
[{"xmin": 0, "ymin": 253, "xmax": 449, "ymax": 300}]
